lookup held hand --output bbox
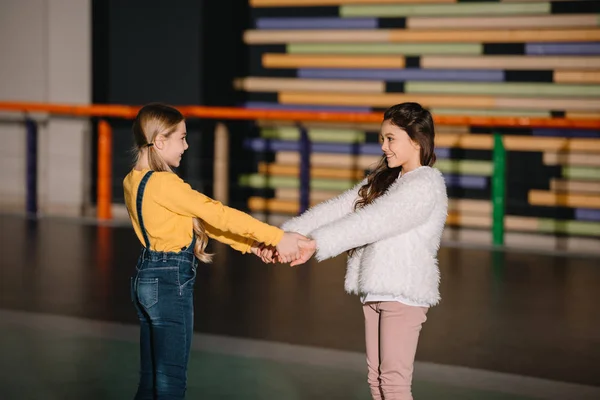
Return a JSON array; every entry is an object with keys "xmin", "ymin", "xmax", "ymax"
[
  {"xmin": 290, "ymin": 239, "xmax": 316, "ymax": 267},
  {"xmin": 251, "ymin": 242, "xmax": 276, "ymax": 264},
  {"xmin": 276, "ymin": 232, "xmax": 307, "ymax": 263}
]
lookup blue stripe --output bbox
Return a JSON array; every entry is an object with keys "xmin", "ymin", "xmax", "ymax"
[
  {"xmin": 299, "ymin": 68, "xmax": 504, "ymax": 82},
  {"xmin": 575, "ymin": 209, "xmax": 600, "ymax": 222},
  {"xmin": 245, "ymin": 138, "xmax": 451, "ymax": 159},
  {"xmin": 244, "ymin": 102, "xmax": 372, "ymax": 113},
  {"xmin": 443, "ymin": 174, "xmax": 487, "ymax": 190},
  {"xmin": 256, "ymin": 17, "xmax": 377, "ymax": 30},
  {"xmin": 526, "ymin": 42, "xmax": 600, "ymax": 55},
  {"xmin": 532, "ymin": 129, "xmax": 600, "ymax": 138}
]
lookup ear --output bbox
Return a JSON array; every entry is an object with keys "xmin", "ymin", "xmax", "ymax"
[
  {"xmin": 410, "ymin": 139, "xmax": 421, "ymax": 150},
  {"xmin": 154, "ymin": 134, "xmax": 166, "ymax": 150}
]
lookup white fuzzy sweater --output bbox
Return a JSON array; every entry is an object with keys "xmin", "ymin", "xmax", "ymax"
[{"xmin": 281, "ymin": 166, "xmax": 448, "ymax": 307}]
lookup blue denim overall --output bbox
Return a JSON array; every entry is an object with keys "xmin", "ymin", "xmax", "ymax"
[{"xmin": 131, "ymin": 171, "xmax": 198, "ymax": 400}]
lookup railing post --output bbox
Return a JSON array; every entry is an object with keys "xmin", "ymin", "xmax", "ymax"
[
  {"xmin": 299, "ymin": 124, "xmax": 311, "ymax": 214},
  {"xmin": 492, "ymin": 131, "xmax": 506, "ymax": 246},
  {"xmin": 25, "ymin": 118, "xmax": 37, "ymax": 216},
  {"xmin": 213, "ymin": 122, "xmax": 230, "ymax": 204},
  {"xmin": 97, "ymin": 119, "xmax": 112, "ymax": 220}
]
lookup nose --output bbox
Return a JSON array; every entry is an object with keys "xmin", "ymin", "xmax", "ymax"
[
  {"xmin": 184, "ymin": 140, "xmax": 189, "ymax": 151},
  {"xmin": 381, "ymin": 140, "xmax": 388, "ymax": 152}
]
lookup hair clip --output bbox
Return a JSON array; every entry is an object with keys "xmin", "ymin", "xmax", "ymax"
[{"xmin": 146, "ymin": 143, "xmax": 154, "ymax": 147}]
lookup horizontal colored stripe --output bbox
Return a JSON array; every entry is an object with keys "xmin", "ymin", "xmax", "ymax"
[
  {"xmin": 236, "ymin": 77, "xmax": 384, "ymax": 93},
  {"xmin": 244, "ymin": 138, "xmax": 383, "ymax": 155},
  {"xmin": 526, "ymin": 42, "xmax": 600, "ymax": 55},
  {"xmin": 288, "ymin": 43, "xmax": 482, "ymax": 55},
  {"xmin": 251, "ymin": 0, "xmax": 457, "ymax": 7},
  {"xmin": 244, "ymin": 101, "xmax": 371, "ymax": 112},
  {"xmin": 543, "ymin": 153, "xmax": 600, "ymax": 167},
  {"xmin": 264, "ymin": 54, "xmax": 406, "ymax": 68},
  {"xmin": 406, "ymin": 82, "xmax": 600, "ymax": 97},
  {"xmin": 537, "ymin": 219, "xmax": 600, "ymax": 236},
  {"xmin": 554, "ymin": 71, "xmax": 600, "ymax": 84},
  {"xmin": 533, "ymin": 129, "xmax": 600, "ymax": 138},
  {"xmin": 550, "ymin": 179, "xmax": 600, "ymax": 194},
  {"xmin": 443, "ymin": 174, "xmax": 487, "ymax": 189},
  {"xmin": 575, "ymin": 208, "xmax": 600, "ymax": 221},
  {"xmin": 431, "ymin": 108, "xmax": 550, "ymax": 117},
  {"xmin": 256, "ymin": 17, "xmax": 377, "ymax": 30},
  {"xmin": 245, "ymin": 28, "xmax": 600, "ymax": 44},
  {"xmin": 276, "ymin": 151, "xmax": 381, "ymax": 169},
  {"xmin": 529, "ymin": 190, "xmax": 600, "ymax": 209},
  {"xmin": 562, "ymin": 166, "xmax": 600, "ymax": 181},
  {"xmin": 278, "ymin": 92, "xmax": 600, "ymax": 111},
  {"xmin": 421, "ymin": 56, "xmax": 600, "ymax": 70},
  {"xmin": 299, "ymin": 68, "xmax": 504, "ymax": 82},
  {"xmin": 408, "ymin": 15, "xmax": 599, "ymax": 30},
  {"xmin": 239, "ymin": 174, "xmax": 359, "ymax": 191},
  {"xmin": 435, "ymin": 159, "xmax": 493, "ymax": 176},
  {"xmin": 258, "ymin": 163, "xmax": 366, "ymax": 179},
  {"xmin": 340, "ymin": 3, "xmax": 550, "ymax": 17},
  {"xmin": 260, "ymin": 126, "xmax": 367, "ymax": 142}
]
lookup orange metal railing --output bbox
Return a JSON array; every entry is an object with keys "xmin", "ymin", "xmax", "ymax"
[{"xmin": 1, "ymin": 101, "xmax": 599, "ymax": 222}]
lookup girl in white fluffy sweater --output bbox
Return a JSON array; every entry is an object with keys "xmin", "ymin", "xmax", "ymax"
[{"xmin": 271, "ymin": 103, "xmax": 448, "ymax": 400}]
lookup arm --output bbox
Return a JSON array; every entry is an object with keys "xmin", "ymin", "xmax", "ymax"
[
  {"xmin": 281, "ymin": 178, "xmax": 366, "ymax": 235},
  {"xmin": 309, "ymin": 176, "xmax": 437, "ymax": 261},
  {"xmin": 204, "ymin": 223, "xmax": 254, "ymax": 254},
  {"xmin": 151, "ymin": 173, "xmax": 284, "ymax": 246}
]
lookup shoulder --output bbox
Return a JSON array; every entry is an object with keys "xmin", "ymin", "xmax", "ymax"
[{"xmin": 394, "ymin": 166, "xmax": 444, "ymax": 191}]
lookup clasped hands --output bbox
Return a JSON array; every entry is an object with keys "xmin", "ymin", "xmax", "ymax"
[{"xmin": 251, "ymin": 232, "xmax": 316, "ymax": 267}]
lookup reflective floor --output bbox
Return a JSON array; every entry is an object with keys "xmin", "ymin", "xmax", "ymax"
[{"xmin": 1, "ymin": 214, "xmax": 599, "ymax": 399}]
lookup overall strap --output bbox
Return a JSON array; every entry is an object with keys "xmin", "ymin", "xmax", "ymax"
[{"xmin": 136, "ymin": 171, "xmax": 155, "ymax": 249}]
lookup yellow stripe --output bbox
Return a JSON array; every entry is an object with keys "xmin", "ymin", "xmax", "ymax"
[
  {"xmin": 235, "ymin": 77, "xmax": 385, "ymax": 93},
  {"xmin": 263, "ymin": 54, "xmax": 405, "ymax": 69},
  {"xmin": 529, "ymin": 190, "xmax": 600, "ymax": 209}
]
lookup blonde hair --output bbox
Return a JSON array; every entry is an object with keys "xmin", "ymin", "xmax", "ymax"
[{"xmin": 132, "ymin": 103, "xmax": 212, "ymax": 263}]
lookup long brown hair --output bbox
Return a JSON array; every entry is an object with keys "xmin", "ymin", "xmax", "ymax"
[
  {"xmin": 132, "ymin": 103, "xmax": 212, "ymax": 263},
  {"xmin": 349, "ymin": 102, "xmax": 436, "ymax": 256}
]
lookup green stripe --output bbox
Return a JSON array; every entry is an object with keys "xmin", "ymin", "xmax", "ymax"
[
  {"xmin": 431, "ymin": 108, "xmax": 551, "ymax": 117},
  {"xmin": 261, "ymin": 127, "xmax": 366, "ymax": 143},
  {"xmin": 341, "ymin": 3, "xmax": 549, "ymax": 17},
  {"xmin": 288, "ymin": 43, "xmax": 481, "ymax": 55},
  {"xmin": 407, "ymin": 82, "xmax": 600, "ymax": 98},
  {"xmin": 435, "ymin": 160, "xmax": 493, "ymax": 176},
  {"xmin": 239, "ymin": 174, "xmax": 358, "ymax": 191},
  {"xmin": 538, "ymin": 219, "xmax": 600, "ymax": 237},
  {"xmin": 563, "ymin": 166, "xmax": 600, "ymax": 181}
]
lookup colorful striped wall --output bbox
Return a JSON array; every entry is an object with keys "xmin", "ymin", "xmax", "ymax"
[{"xmin": 237, "ymin": 0, "xmax": 600, "ymax": 253}]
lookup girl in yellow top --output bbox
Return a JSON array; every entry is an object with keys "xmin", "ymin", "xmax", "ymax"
[{"xmin": 123, "ymin": 103, "xmax": 306, "ymax": 399}]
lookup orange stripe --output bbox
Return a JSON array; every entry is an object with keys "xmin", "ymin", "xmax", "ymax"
[
  {"xmin": 555, "ymin": 71, "xmax": 600, "ymax": 84},
  {"xmin": 529, "ymin": 190, "xmax": 600, "ymax": 209},
  {"xmin": 258, "ymin": 162, "xmax": 365, "ymax": 180},
  {"xmin": 0, "ymin": 102, "xmax": 598, "ymax": 129},
  {"xmin": 263, "ymin": 54, "xmax": 405, "ymax": 69}
]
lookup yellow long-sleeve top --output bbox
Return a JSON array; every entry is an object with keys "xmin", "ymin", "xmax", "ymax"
[{"xmin": 123, "ymin": 169, "xmax": 284, "ymax": 253}]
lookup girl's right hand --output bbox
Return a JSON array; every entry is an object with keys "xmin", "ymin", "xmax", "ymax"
[{"xmin": 276, "ymin": 232, "xmax": 306, "ymax": 263}]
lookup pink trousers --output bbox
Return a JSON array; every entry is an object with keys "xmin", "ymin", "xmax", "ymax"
[{"xmin": 363, "ymin": 301, "xmax": 428, "ymax": 400}]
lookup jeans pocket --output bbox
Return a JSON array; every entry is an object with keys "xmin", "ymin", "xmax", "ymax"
[{"xmin": 137, "ymin": 278, "xmax": 159, "ymax": 309}]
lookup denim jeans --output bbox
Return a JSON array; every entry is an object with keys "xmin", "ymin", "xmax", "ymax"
[{"xmin": 131, "ymin": 243, "xmax": 198, "ymax": 400}]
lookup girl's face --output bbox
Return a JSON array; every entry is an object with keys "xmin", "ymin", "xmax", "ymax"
[
  {"xmin": 380, "ymin": 119, "xmax": 421, "ymax": 170},
  {"xmin": 156, "ymin": 120, "xmax": 188, "ymax": 168}
]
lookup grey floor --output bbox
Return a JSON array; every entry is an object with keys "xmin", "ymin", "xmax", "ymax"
[{"xmin": 1, "ymin": 214, "xmax": 599, "ymax": 399}]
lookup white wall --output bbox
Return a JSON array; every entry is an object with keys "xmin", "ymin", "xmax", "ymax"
[{"xmin": 0, "ymin": 0, "xmax": 91, "ymax": 216}]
